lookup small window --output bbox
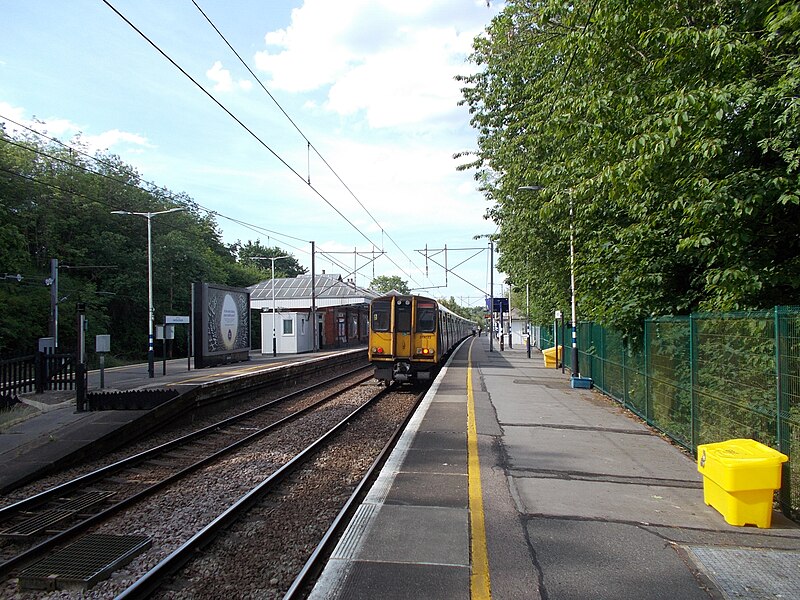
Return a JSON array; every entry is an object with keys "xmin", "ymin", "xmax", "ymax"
[
  {"xmin": 283, "ymin": 319, "xmax": 293, "ymax": 335},
  {"xmin": 371, "ymin": 300, "xmax": 391, "ymax": 332},
  {"xmin": 396, "ymin": 299, "xmax": 412, "ymax": 333},
  {"xmin": 416, "ymin": 301, "xmax": 436, "ymax": 333}
]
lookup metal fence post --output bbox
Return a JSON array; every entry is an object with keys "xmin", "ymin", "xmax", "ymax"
[
  {"xmin": 689, "ymin": 313, "xmax": 698, "ymax": 453},
  {"xmin": 644, "ymin": 320, "xmax": 652, "ymax": 424},
  {"xmin": 35, "ymin": 351, "xmax": 44, "ymax": 394},
  {"xmin": 775, "ymin": 306, "xmax": 785, "ymax": 454},
  {"xmin": 774, "ymin": 306, "xmax": 791, "ymax": 513},
  {"xmin": 76, "ymin": 362, "xmax": 86, "ymax": 412}
]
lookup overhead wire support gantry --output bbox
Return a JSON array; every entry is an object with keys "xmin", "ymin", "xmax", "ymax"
[{"xmin": 414, "ymin": 245, "xmax": 489, "ymax": 296}]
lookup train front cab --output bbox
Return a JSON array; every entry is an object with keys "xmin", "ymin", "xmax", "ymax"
[{"xmin": 369, "ymin": 296, "xmax": 439, "ymax": 384}]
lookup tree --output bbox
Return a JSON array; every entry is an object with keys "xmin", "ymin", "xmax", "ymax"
[
  {"xmin": 234, "ymin": 240, "xmax": 307, "ymax": 279},
  {"xmin": 0, "ymin": 125, "xmax": 268, "ymax": 357},
  {"xmin": 370, "ymin": 275, "xmax": 410, "ymax": 294},
  {"xmin": 438, "ymin": 296, "xmax": 484, "ymax": 326},
  {"xmin": 459, "ymin": 0, "xmax": 800, "ymax": 333}
]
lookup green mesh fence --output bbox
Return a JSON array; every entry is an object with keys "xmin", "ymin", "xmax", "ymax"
[{"xmin": 534, "ymin": 306, "xmax": 800, "ymax": 519}]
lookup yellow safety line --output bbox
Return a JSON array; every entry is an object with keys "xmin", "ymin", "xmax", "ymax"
[{"xmin": 467, "ymin": 339, "xmax": 491, "ymax": 599}]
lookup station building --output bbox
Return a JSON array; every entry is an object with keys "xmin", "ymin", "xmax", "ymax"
[{"xmin": 248, "ymin": 273, "xmax": 378, "ymax": 354}]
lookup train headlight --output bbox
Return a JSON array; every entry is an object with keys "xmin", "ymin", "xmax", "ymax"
[{"xmin": 372, "ymin": 347, "xmax": 385, "ymax": 354}]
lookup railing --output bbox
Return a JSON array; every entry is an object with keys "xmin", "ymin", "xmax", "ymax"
[
  {"xmin": 0, "ymin": 351, "xmax": 77, "ymax": 399},
  {"xmin": 536, "ymin": 306, "xmax": 800, "ymax": 520}
]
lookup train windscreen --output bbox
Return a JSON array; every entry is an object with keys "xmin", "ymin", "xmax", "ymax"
[
  {"xmin": 396, "ymin": 299, "xmax": 412, "ymax": 333},
  {"xmin": 416, "ymin": 301, "xmax": 436, "ymax": 333},
  {"xmin": 371, "ymin": 301, "xmax": 391, "ymax": 332}
]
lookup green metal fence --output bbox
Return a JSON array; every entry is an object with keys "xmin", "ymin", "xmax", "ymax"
[{"xmin": 539, "ymin": 306, "xmax": 800, "ymax": 519}]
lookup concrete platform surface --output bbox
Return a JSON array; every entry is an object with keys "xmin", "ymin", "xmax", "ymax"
[{"xmin": 310, "ymin": 337, "xmax": 800, "ymax": 600}]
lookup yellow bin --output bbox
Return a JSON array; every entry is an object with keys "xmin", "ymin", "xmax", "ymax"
[
  {"xmin": 697, "ymin": 438, "xmax": 788, "ymax": 528},
  {"xmin": 542, "ymin": 346, "xmax": 562, "ymax": 368}
]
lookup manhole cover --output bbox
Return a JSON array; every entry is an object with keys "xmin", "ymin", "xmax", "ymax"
[{"xmin": 18, "ymin": 533, "xmax": 151, "ymax": 591}]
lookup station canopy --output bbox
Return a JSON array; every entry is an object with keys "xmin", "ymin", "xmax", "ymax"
[{"xmin": 248, "ymin": 273, "xmax": 379, "ymax": 311}]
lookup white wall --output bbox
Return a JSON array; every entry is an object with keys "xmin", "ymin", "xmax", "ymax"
[{"xmin": 261, "ymin": 312, "xmax": 313, "ymax": 354}]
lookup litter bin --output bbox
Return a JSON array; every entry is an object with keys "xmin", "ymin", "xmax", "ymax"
[
  {"xmin": 697, "ymin": 438, "xmax": 788, "ymax": 528},
  {"xmin": 542, "ymin": 346, "xmax": 562, "ymax": 368}
]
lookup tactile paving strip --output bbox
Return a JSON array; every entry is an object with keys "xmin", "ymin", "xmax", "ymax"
[
  {"xmin": 18, "ymin": 533, "xmax": 151, "ymax": 591},
  {"xmin": 687, "ymin": 546, "xmax": 800, "ymax": 600}
]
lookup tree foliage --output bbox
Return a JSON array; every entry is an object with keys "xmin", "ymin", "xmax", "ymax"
[
  {"xmin": 369, "ymin": 275, "xmax": 410, "ymax": 294},
  {"xmin": 438, "ymin": 296, "xmax": 484, "ymax": 326},
  {"xmin": 0, "ymin": 125, "xmax": 302, "ymax": 358},
  {"xmin": 459, "ymin": 0, "xmax": 800, "ymax": 333},
  {"xmin": 233, "ymin": 240, "xmax": 307, "ymax": 280}
]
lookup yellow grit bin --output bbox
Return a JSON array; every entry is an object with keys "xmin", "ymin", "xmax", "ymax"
[{"xmin": 697, "ymin": 438, "xmax": 788, "ymax": 528}]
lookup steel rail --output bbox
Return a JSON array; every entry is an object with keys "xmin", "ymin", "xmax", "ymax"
[
  {"xmin": 116, "ymin": 383, "xmax": 398, "ymax": 600},
  {"xmin": 0, "ymin": 364, "xmax": 369, "ymax": 520},
  {"xmin": 282, "ymin": 386, "xmax": 426, "ymax": 599},
  {"xmin": 0, "ymin": 369, "xmax": 372, "ymax": 579}
]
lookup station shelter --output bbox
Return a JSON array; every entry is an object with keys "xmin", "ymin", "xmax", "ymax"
[{"xmin": 248, "ymin": 273, "xmax": 378, "ymax": 354}]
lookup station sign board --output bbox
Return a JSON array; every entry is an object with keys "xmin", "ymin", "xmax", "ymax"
[
  {"xmin": 165, "ymin": 315, "xmax": 191, "ymax": 324},
  {"xmin": 485, "ymin": 297, "xmax": 509, "ymax": 313}
]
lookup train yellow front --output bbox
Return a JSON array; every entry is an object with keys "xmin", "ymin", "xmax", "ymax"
[{"xmin": 368, "ymin": 294, "xmax": 472, "ymax": 383}]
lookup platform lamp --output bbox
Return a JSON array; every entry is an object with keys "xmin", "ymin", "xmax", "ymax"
[
  {"xmin": 111, "ymin": 207, "xmax": 185, "ymax": 378},
  {"xmin": 252, "ymin": 255, "xmax": 290, "ymax": 357},
  {"xmin": 518, "ymin": 185, "xmax": 580, "ymax": 379}
]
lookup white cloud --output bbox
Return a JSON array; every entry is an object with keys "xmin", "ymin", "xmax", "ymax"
[
  {"xmin": 0, "ymin": 103, "xmax": 151, "ymax": 154},
  {"xmin": 206, "ymin": 60, "xmax": 252, "ymax": 92},
  {"xmin": 253, "ymin": 0, "xmax": 492, "ymax": 129},
  {"xmin": 82, "ymin": 129, "xmax": 152, "ymax": 153},
  {"xmin": 0, "ymin": 101, "xmax": 28, "ymax": 130}
]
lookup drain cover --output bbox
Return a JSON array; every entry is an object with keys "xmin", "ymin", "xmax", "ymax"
[
  {"xmin": 18, "ymin": 533, "xmax": 151, "ymax": 591},
  {"xmin": 688, "ymin": 546, "xmax": 800, "ymax": 600}
]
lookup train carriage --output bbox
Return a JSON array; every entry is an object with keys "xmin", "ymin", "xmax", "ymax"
[{"xmin": 368, "ymin": 294, "xmax": 472, "ymax": 384}]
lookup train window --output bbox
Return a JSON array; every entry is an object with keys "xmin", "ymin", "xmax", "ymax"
[
  {"xmin": 371, "ymin": 301, "xmax": 391, "ymax": 332},
  {"xmin": 396, "ymin": 300, "xmax": 412, "ymax": 333},
  {"xmin": 416, "ymin": 301, "xmax": 436, "ymax": 333}
]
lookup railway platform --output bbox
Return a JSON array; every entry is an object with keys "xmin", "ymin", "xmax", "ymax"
[
  {"xmin": 309, "ymin": 336, "xmax": 800, "ymax": 600},
  {"xmin": 0, "ymin": 348, "xmax": 365, "ymax": 493}
]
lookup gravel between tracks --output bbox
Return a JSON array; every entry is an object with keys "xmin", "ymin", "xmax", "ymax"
[{"xmin": 2, "ymin": 379, "xmax": 417, "ymax": 599}]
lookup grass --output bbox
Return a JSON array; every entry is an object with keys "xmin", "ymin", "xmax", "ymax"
[{"xmin": 0, "ymin": 402, "xmax": 41, "ymax": 433}]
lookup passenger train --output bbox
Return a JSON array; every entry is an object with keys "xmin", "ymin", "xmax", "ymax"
[{"xmin": 368, "ymin": 294, "xmax": 474, "ymax": 384}]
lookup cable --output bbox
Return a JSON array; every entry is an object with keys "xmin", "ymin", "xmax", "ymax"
[
  {"xmin": 1, "ymin": 116, "xmax": 318, "ymax": 254},
  {"xmin": 101, "ymin": 0, "xmax": 421, "ymax": 287},
  {"xmin": 0, "ymin": 137, "xmax": 359, "ymax": 281},
  {"xmin": 190, "ymin": 0, "xmax": 425, "ymax": 275}
]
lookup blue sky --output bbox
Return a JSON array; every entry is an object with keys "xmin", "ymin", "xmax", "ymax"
[{"xmin": 1, "ymin": 0, "xmax": 505, "ymax": 307}]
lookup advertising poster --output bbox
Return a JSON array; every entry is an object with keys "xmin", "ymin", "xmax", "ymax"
[{"xmin": 193, "ymin": 283, "xmax": 250, "ymax": 368}]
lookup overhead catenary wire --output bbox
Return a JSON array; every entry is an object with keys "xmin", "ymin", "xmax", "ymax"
[
  {"xmin": 0, "ymin": 117, "xmax": 362, "ymax": 278},
  {"xmin": 189, "ymin": 0, "xmax": 424, "ymax": 277},
  {"xmin": 100, "ymin": 0, "xmax": 422, "ymax": 289}
]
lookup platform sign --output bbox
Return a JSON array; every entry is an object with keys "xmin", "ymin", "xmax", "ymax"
[
  {"xmin": 165, "ymin": 315, "xmax": 190, "ymax": 324},
  {"xmin": 485, "ymin": 297, "xmax": 509, "ymax": 313}
]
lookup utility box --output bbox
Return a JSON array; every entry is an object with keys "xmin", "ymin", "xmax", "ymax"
[
  {"xmin": 95, "ymin": 334, "xmax": 111, "ymax": 353},
  {"xmin": 542, "ymin": 346, "xmax": 562, "ymax": 368},
  {"xmin": 697, "ymin": 438, "xmax": 788, "ymax": 528}
]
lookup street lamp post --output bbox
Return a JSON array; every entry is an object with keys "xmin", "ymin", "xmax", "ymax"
[
  {"xmin": 519, "ymin": 185, "xmax": 581, "ymax": 378},
  {"xmin": 567, "ymin": 196, "xmax": 579, "ymax": 378},
  {"xmin": 253, "ymin": 256, "xmax": 290, "ymax": 357},
  {"xmin": 112, "ymin": 207, "xmax": 184, "ymax": 378}
]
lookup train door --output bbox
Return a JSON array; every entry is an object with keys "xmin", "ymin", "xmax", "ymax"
[{"xmin": 393, "ymin": 297, "xmax": 413, "ymax": 360}]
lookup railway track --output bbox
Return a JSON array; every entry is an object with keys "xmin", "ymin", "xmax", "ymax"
[
  {"xmin": 118, "ymin": 384, "xmax": 423, "ymax": 599},
  {"xmin": 0, "ymin": 366, "xmax": 375, "ymax": 592}
]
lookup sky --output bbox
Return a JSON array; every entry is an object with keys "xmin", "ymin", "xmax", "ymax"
[{"xmin": 1, "ymin": 0, "xmax": 505, "ymax": 308}]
